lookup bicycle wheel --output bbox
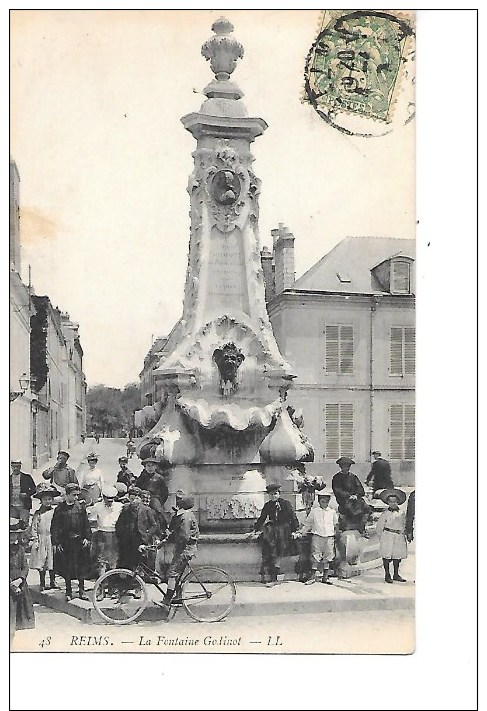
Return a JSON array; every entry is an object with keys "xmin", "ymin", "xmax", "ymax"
[
  {"xmin": 181, "ymin": 566, "xmax": 236, "ymax": 622},
  {"xmin": 92, "ymin": 569, "xmax": 148, "ymax": 624}
]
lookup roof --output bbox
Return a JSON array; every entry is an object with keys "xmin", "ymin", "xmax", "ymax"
[{"xmin": 293, "ymin": 236, "xmax": 415, "ymax": 295}]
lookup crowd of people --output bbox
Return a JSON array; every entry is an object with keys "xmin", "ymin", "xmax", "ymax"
[
  {"xmin": 9, "ymin": 449, "xmax": 200, "ymax": 639},
  {"xmin": 249, "ymin": 454, "xmax": 415, "ymax": 587},
  {"xmin": 9, "ymin": 447, "xmax": 415, "ymax": 639}
]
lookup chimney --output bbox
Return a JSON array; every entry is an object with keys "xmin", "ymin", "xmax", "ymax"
[
  {"xmin": 10, "ymin": 159, "xmax": 21, "ymax": 272},
  {"xmin": 273, "ymin": 223, "xmax": 295, "ymax": 295},
  {"xmin": 260, "ymin": 245, "xmax": 275, "ymax": 302}
]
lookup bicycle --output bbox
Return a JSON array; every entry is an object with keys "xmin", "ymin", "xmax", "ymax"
[{"xmin": 92, "ymin": 545, "xmax": 237, "ymax": 625}]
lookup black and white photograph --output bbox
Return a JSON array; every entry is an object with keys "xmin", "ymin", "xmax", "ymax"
[{"xmin": 8, "ymin": 7, "xmax": 417, "ymax": 657}]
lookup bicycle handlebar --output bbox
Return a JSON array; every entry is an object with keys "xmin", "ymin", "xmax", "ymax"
[{"xmin": 139, "ymin": 539, "xmax": 170, "ymax": 552}]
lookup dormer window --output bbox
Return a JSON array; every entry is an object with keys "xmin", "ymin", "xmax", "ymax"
[
  {"xmin": 370, "ymin": 254, "xmax": 414, "ymax": 294},
  {"xmin": 391, "ymin": 260, "xmax": 411, "ymax": 294}
]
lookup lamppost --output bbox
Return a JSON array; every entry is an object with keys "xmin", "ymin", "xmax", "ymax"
[{"xmin": 9, "ymin": 373, "xmax": 30, "ymax": 402}]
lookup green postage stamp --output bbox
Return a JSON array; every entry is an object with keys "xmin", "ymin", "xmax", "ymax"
[{"xmin": 304, "ymin": 10, "xmax": 415, "ymax": 136}]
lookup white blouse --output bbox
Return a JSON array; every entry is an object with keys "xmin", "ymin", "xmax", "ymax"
[{"xmin": 79, "ymin": 465, "xmax": 105, "ymax": 489}]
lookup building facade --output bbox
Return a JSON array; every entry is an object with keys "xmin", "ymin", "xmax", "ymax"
[
  {"xmin": 10, "ymin": 159, "xmax": 35, "ymax": 466},
  {"xmin": 61, "ymin": 314, "xmax": 87, "ymax": 447},
  {"xmin": 10, "ymin": 269, "xmax": 34, "ymax": 466},
  {"xmin": 9, "ymin": 158, "xmax": 87, "ymax": 471},
  {"xmin": 135, "ymin": 335, "xmax": 168, "ymax": 433},
  {"xmin": 264, "ymin": 233, "xmax": 415, "ymax": 485},
  {"xmin": 139, "ymin": 336, "xmax": 168, "ymax": 407},
  {"xmin": 30, "ymin": 296, "xmax": 68, "ymax": 467}
]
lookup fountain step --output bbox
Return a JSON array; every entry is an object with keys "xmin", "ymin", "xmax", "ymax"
[{"xmin": 30, "ymin": 558, "xmax": 412, "ymax": 624}]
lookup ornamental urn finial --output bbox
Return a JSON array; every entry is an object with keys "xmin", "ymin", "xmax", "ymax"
[{"xmin": 201, "ymin": 17, "xmax": 244, "ymax": 81}]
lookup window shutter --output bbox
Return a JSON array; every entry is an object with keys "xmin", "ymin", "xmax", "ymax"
[
  {"xmin": 389, "ymin": 404, "xmax": 404, "ymax": 459},
  {"xmin": 389, "ymin": 403, "xmax": 415, "ymax": 460},
  {"xmin": 340, "ymin": 403, "xmax": 354, "ymax": 456},
  {"xmin": 392, "ymin": 261, "xmax": 410, "ymax": 293},
  {"xmin": 404, "ymin": 404, "xmax": 415, "ymax": 459},
  {"xmin": 390, "ymin": 327, "xmax": 403, "ymax": 375},
  {"xmin": 404, "ymin": 327, "xmax": 415, "ymax": 375},
  {"xmin": 325, "ymin": 403, "xmax": 353, "ymax": 459},
  {"xmin": 325, "ymin": 325, "xmax": 339, "ymax": 374},
  {"xmin": 325, "ymin": 324, "xmax": 353, "ymax": 374},
  {"xmin": 340, "ymin": 325, "xmax": 354, "ymax": 374},
  {"xmin": 325, "ymin": 403, "xmax": 340, "ymax": 459}
]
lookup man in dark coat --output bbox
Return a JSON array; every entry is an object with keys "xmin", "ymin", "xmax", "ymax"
[
  {"xmin": 332, "ymin": 457, "xmax": 371, "ymax": 534},
  {"xmin": 136, "ymin": 458, "xmax": 169, "ymax": 530},
  {"xmin": 365, "ymin": 451, "xmax": 394, "ymax": 493},
  {"xmin": 405, "ymin": 489, "xmax": 415, "ymax": 542},
  {"xmin": 117, "ymin": 456, "xmax": 136, "ymax": 488},
  {"xmin": 42, "ymin": 450, "xmax": 78, "ymax": 494},
  {"xmin": 9, "ymin": 460, "xmax": 36, "ymax": 527},
  {"xmin": 251, "ymin": 484, "xmax": 299, "ymax": 587},
  {"xmin": 50, "ymin": 483, "xmax": 92, "ymax": 601},
  {"xmin": 115, "ymin": 487, "xmax": 160, "ymax": 570}
]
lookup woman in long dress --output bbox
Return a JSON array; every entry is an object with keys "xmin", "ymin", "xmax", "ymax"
[{"xmin": 78, "ymin": 452, "xmax": 105, "ymax": 505}]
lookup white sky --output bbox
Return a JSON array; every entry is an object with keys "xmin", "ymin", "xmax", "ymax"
[{"xmin": 10, "ymin": 9, "xmax": 414, "ymax": 388}]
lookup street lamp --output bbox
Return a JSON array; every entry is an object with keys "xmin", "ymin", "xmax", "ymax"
[{"xmin": 10, "ymin": 373, "xmax": 30, "ymax": 402}]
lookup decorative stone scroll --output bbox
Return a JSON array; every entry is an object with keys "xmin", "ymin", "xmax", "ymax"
[{"xmin": 206, "ymin": 492, "xmax": 265, "ymax": 520}]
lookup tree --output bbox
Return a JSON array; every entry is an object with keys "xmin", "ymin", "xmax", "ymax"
[
  {"xmin": 120, "ymin": 383, "xmax": 141, "ymax": 429},
  {"xmin": 87, "ymin": 385, "xmax": 124, "ymax": 437},
  {"xmin": 86, "ymin": 383, "xmax": 141, "ymax": 437}
]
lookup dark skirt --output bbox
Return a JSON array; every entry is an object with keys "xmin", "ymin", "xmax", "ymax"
[
  {"xmin": 54, "ymin": 538, "xmax": 91, "ymax": 580},
  {"xmin": 294, "ymin": 535, "xmax": 313, "ymax": 577},
  {"xmin": 117, "ymin": 537, "xmax": 140, "ymax": 571},
  {"xmin": 261, "ymin": 521, "xmax": 298, "ymax": 564}
]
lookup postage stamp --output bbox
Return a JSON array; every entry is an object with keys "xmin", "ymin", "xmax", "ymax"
[{"xmin": 304, "ymin": 10, "xmax": 416, "ymax": 136}]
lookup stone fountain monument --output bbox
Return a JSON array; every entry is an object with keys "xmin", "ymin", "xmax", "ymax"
[{"xmin": 139, "ymin": 18, "xmax": 313, "ymax": 579}]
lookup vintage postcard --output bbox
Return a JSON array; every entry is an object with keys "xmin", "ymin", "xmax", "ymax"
[{"xmin": 10, "ymin": 9, "xmax": 416, "ymax": 658}]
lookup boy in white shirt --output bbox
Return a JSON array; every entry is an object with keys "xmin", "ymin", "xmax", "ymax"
[
  {"xmin": 295, "ymin": 491, "xmax": 338, "ymax": 585},
  {"xmin": 90, "ymin": 486, "xmax": 123, "ymax": 576}
]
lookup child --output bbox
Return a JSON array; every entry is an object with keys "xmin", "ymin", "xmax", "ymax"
[
  {"xmin": 251, "ymin": 483, "xmax": 299, "ymax": 587},
  {"xmin": 91, "ymin": 485, "xmax": 124, "ymax": 577},
  {"xmin": 376, "ymin": 488, "xmax": 408, "ymax": 583},
  {"xmin": 117, "ymin": 456, "xmax": 135, "ymax": 488},
  {"xmin": 160, "ymin": 490, "xmax": 199, "ymax": 611},
  {"xmin": 294, "ymin": 491, "xmax": 338, "ymax": 585},
  {"xmin": 29, "ymin": 484, "xmax": 59, "ymax": 590},
  {"xmin": 10, "ymin": 518, "xmax": 35, "ymax": 644}
]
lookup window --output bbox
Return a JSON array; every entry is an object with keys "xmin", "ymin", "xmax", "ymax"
[
  {"xmin": 336, "ymin": 271, "xmax": 351, "ymax": 283},
  {"xmin": 390, "ymin": 326, "xmax": 415, "ymax": 376},
  {"xmin": 391, "ymin": 260, "xmax": 411, "ymax": 294},
  {"xmin": 324, "ymin": 403, "xmax": 354, "ymax": 459},
  {"xmin": 324, "ymin": 324, "xmax": 354, "ymax": 374},
  {"xmin": 389, "ymin": 403, "xmax": 415, "ymax": 460}
]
